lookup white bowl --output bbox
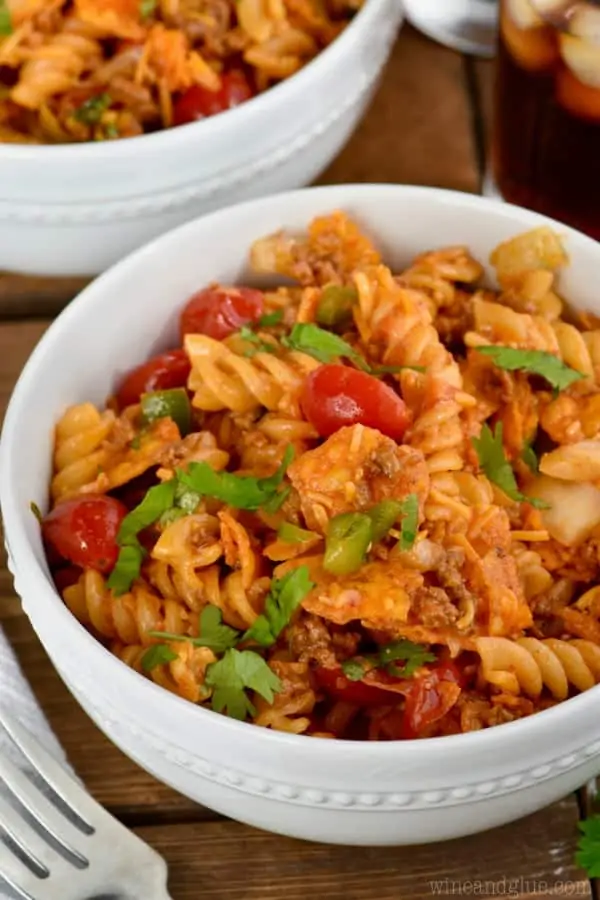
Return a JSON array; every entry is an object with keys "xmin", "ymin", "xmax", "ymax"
[
  {"xmin": 3, "ymin": 184, "xmax": 600, "ymax": 847},
  {"xmin": 0, "ymin": 0, "xmax": 402, "ymax": 279}
]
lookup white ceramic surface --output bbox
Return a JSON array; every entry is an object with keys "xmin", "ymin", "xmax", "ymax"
[
  {"xmin": 0, "ymin": 0, "xmax": 402, "ymax": 278},
  {"xmin": 3, "ymin": 185, "xmax": 600, "ymax": 847}
]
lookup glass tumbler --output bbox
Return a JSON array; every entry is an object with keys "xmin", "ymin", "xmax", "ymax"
[{"xmin": 491, "ymin": 0, "xmax": 600, "ymax": 240}]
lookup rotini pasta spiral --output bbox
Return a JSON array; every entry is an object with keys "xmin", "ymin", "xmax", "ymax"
[
  {"xmin": 11, "ymin": 17, "xmax": 103, "ymax": 109},
  {"xmin": 476, "ymin": 636, "xmax": 600, "ymax": 699},
  {"xmin": 185, "ymin": 333, "xmax": 319, "ymax": 416},
  {"xmin": 113, "ymin": 640, "xmax": 216, "ymax": 703},
  {"xmin": 63, "ymin": 570, "xmax": 193, "ymax": 644},
  {"xmin": 51, "ymin": 402, "xmax": 116, "ymax": 502}
]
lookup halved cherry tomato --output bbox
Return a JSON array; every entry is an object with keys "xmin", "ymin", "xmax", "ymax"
[
  {"xmin": 116, "ymin": 349, "xmax": 190, "ymax": 410},
  {"xmin": 300, "ymin": 365, "xmax": 410, "ymax": 441},
  {"xmin": 173, "ymin": 70, "xmax": 254, "ymax": 126},
  {"xmin": 313, "ymin": 666, "xmax": 403, "ymax": 708},
  {"xmin": 42, "ymin": 495, "xmax": 127, "ymax": 573},
  {"xmin": 401, "ymin": 660, "xmax": 464, "ymax": 739},
  {"xmin": 180, "ymin": 285, "xmax": 264, "ymax": 341}
]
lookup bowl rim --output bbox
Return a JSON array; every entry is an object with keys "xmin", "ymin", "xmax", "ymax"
[
  {"xmin": 0, "ymin": 0, "xmax": 388, "ymax": 163},
  {"xmin": 3, "ymin": 182, "xmax": 600, "ymax": 760}
]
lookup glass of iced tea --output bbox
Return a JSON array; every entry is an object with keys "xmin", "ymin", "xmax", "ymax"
[{"xmin": 492, "ymin": 0, "xmax": 600, "ymax": 239}]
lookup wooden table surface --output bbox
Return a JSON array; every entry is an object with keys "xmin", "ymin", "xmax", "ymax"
[{"xmin": 0, "ymin": 24, "xmax": 595, "ymax": 900}]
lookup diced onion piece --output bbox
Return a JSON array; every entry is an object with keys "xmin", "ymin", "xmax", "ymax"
[
  {"xmin": 560, "ymin": 33, "xmax": 600, "ymax": 88},
  {"xmin": 528, "ymin": 475, "xmax": 600, "ymax": 546},
  {"xmin": 540, "ymin": 440, "xmax": 600, "ymax": 481}
]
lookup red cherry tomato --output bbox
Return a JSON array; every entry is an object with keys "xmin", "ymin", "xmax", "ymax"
[
  {"xmin": 173, "ymin": 71, "xmax": 254, "ymax": 126},
  {"xmin": 313, "ymin": 666, "xmax": 402, "ymax": 708},
  {"xmin": 301, "ymin": 365, "xmax": 411, "ymax": 441},
  {"xmin": 42, "ymin": 495, "xmax": 127, "ymax": 573},
  {"xmin": 180, "ymin": 285, "xmax": 264, "ymax": 341},
  {"xmin": 115, "ymin": 349, "xmax": 190, "ymax": 409},
  {"xmin": 401, "ymin": 661, "xmax": 464, "ymax": 739}
]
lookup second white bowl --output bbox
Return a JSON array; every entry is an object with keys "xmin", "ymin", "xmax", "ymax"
[{"xmin": 0, "ymin": 0, "xmax": 402, "ymax": 278}]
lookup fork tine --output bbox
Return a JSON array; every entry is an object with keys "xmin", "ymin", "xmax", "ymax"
[
  {"xmin": 0, "ymin": 754, "xmax": 88, "ymax": 865},
  {"xmin": 0, "ymin": 789, "xmax": 65, "ymax": 877},
  {"xmin": 0, "ymin": 839, "xmax": 39, "ymax": 900},
  {"xmin": 0, "ymin": 832, "xmax": 43, "ymax": 900},
  {"xmin": 0, "ymin": 711, "xmax": 107, "ymax": 827}
]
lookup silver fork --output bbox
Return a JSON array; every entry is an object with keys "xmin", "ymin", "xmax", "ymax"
[{"xmin": 0, "ymin": 710, "xmax": 172, "ymax": 900}]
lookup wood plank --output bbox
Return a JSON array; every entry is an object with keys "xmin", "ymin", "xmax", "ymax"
[
  {"xmin": 135, "ymin": 799, "xmax": 590, "ymax": 899},
  {"xmin": 0, "ymin": 274, "xmax": 88, "ymax": 322},
  {"xmin": 0, "ymin": 320, "xmax": 215, "ymax": 822},
  {"xmin": 320, "ymin": 26, "xmax": 480, "ymax": 194},
  {"xmin": 0, "ymin": 28, "xmax": 479, "ymax": 323}
]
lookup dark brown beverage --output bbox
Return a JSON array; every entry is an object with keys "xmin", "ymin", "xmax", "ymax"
[{"xmin": 492, "ymin": 0, "xmax": 600, "ymax": 240}]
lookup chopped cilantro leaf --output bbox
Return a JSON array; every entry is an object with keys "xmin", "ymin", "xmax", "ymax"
[
  {"xmin": 472, "ymin": 423, "xmax": 549, "ymax": 509},
  {"xmin": 141, "ymin": 644, "xmax": 178, "ymax": 671},
  {"xmin": 74, "ymin": 93, "xmax": 112, "ymax": 125},
  {"xmin": 239, "ymin": 325, "xmax": 277, "ymax": 357},
  {"xmin": 257, "ymin": 310, "xmax": 284, "ymax": 327},
  {"xmin": 244, "ymin": 566, "xmax": 314, "ymax": 647},
  {"xmin": 149, "ymin": 605, "xmax": 240, "ymax": 653},
  {"xmin": 576, "ymin": 813, "xmax": 600, "ymax": 878},
  {"xmin": 106, "ymin": 543, "xmax": 145, "ymax": 596},
  {"xmin": 179, "ymin": 446, "xmax": 293, "ymax": 511},
  {"xmin": 205, "ymin": 649, "xmax": 281, "ymax": 720},
  {"xmin": 476, "ymin": 345, "xmax": 584, "ymax": 392},
  {"xmin": 282, "ymin": 323, "xmax": 370, "ymax": 371},
  {"xmin": 398, "ymin": 493, "xmax": 419, "ymax": 551}
]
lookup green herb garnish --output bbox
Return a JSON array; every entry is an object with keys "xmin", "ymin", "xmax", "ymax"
[
  {"xmin": 282, "ymin": 323, "xmax": 370, "ymax": 371},
  {"xmin": 398, "ymin": 493, "xmax": 419, "ymax": 551},
  {"xmin": 576, "ymin": 812, "xmax": 600, "ymax": 877},
  {"xmin": 205, "ymin": 649, "xmax": 281, "ymax": 720},
  {"xmin": 106, "ymin": 480, "xmax": 177, "ymax": 595},
  {"xmin": 244, "ymin": 567, "xmax": 314, "ymax": 647},
  {"xmin": 139, "ymin": 0, "xmax": 157, "ymax": 18},
  {"xmin": 521, "ymin": 441, "xmax": 539, "ymax": 474},
  {"xmin": 30, "ymin": 501, "xmax": 43, "ymax": 523},
  {"xmin": 0, "ymin": 0, "xmax": 12, "ymax": 35},
  {"xmin": 74, "ymin": 93, "xmax": 112, "ymax": 125},
  {"xmin": 257, "ymin": 311, "xmax": 284, "ymax": 327},
  {"xmin": 472, "ymin": 423, "xmax": 549, "ymax": 509},
  {"xmin": 341, "ymin": 639, "xmax": 436, "ymax": 682},
  {"xmin": 150, "ymin": 605, "xmax": 240, "ymax": 654},
  {"xmin": 141, "ymin": 644, "xmax": 179, "ymax": 672},
  {"xmin": 179, "ymin": 446, "xmax": 293, "ymax": 512},
  {"xmin": 476, "ymin": 346, "xmax": 585, "ymax": 392},
  {"xmin": 239, "ymin": 325, "xmax": 277, "ymax": 357}
]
